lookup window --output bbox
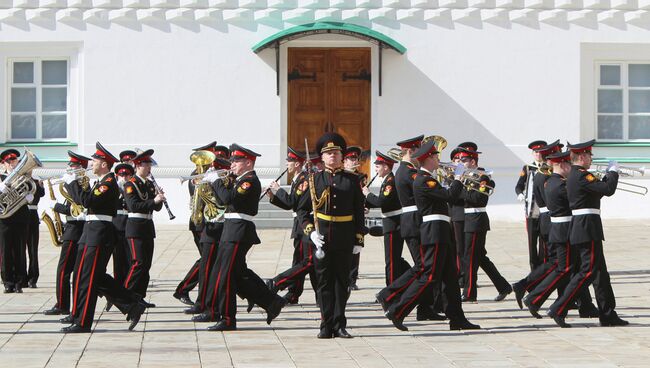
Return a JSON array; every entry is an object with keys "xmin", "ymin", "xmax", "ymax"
[
  {"xmin": 8, "ymin": 59, "xmax": 68, "ymax": 141},
  {"xmin": 596, "ymin": 63, "xmax": 650, "ymax": 141}
]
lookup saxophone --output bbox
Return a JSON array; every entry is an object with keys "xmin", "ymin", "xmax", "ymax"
[
  {"xmin": 60, "ymin": 182, "xmax": 86, "ymax": 218},
  {"xmin": 41, "ymin": 179, "xmax": 64, "ymax": 247}
]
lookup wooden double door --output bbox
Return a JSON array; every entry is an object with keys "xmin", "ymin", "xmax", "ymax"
[{"xmin": 288, "ymin": 47, "xmax": 371, "ymax": 178}]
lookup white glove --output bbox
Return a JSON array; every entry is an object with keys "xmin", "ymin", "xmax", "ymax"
[
  {"xmin": 201, "ymin": 172, "xmax": 220, "ymax": 183},
  {"xmin": 49, "ymin": 203, "xmax": 57, "ymax": 210},
  {"xmin": 353, "ymin": 245, "xmax": 363, "ymax": 255},
  {"xmin": 454, "ymin": 163, "xmax": 465, "ymax": 179},
  {"xmin": 517, "ymin": 193, "xmax": 525, "ymax": 202},
  {"xmin": 25, "ymin": 193, "xmax": 34, "ymax": 203},
  {"xmin": 0, "ymin": 181, "xmax": 7, "ymax": 194},
  {"xmin": 269, "ymin": 181, "xmax": 280, "ymax": 195},
  {"xmin": 62, "ymin": 172, "xmax": 76, "ymax": 184},
  {"xmin": 607, "ymin": 160, "xmax": 619, "ymax": 173},
  {"xmin": 309, "ymin": 230, "xmax": 325, "ymax": 249}
]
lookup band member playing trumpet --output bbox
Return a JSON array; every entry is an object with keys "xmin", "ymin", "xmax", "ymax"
[
  {"xmin": 112, "ymin": 151, "xmax": 136, "ymax": 290},
  {"xmin": 123, "ymin": 149, "xmax": 165, "ymax": 299},
  {"xmin": 547, "ymin": 140, "xmax": 628, "ymax": 328},
  {"xmin": 515, "ymin": 140, "xmax": 547, "ymax": 271},
  {"xmin": 459, "ymin": 147, "xmax": 512, "ymax": 302},
  {"xmin": 344, "ymin": 146, "xmax": 366, "ymax": 291},
  {"xmin": 0, "ymin": 149, "xmax": 29, "ymax": 294},
  {"xmin": 362, "ymin": 151, "xmax": 410, "ymax": 286},
  {"xmin": 265, "ymin": 147, "xmax": 318, "ymax": 305},
  {"xmin": 43, "ymin": 151, "xmax": 91, "ymax": 316}
]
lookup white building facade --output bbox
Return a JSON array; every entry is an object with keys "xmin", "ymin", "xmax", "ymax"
[{"xmin": 1, "ymin": 0, "xmax": 649, "ymax": 223}]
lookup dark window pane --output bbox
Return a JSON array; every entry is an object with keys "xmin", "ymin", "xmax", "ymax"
[
  {"xmin": 629, "ymin": 90, "xmax": 650, "ymax": 113},
  {"xmin": 629, "ymin": 64, "xmax": 650, "ymax": 87},
  {"xmin": 629, "ymin": 116, "xmax": 650, "ymax": 139},
  {"xmin": 42, "ymin": 60, "xmax": 67, "ymax": 85},
  {"xmin": 600, "ymin": 65, "xmax": 620, "ymax": 86},
  {"xmin": 597, "ymin": 115, "xmax": 623, "ymax": 139},
  {"xmin": 11, "ymin": 115, "xmax": 36, "ymax": 139},
  {"xmin": 598, "ymin": 89, "xmax": 623, "ymax": 113},
  {"xmin": 13, "ymin": 62, "xmax": 34, "ymax": 84},
  {"xmin": 43, "ymin": 88, "xmax": 67, "ymax": 112},
  {"xmin": 11, "ymin": 88, "xmax": 36, "ymax": 112}
]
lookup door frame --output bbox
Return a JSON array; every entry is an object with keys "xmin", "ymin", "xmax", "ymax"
[{"xmin": 279, "ymin": 37, "xmax": 380, "ymax": 172}]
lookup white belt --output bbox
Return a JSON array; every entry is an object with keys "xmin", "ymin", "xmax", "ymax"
[
  {"xmin": 86, "ymin": 214, "xmax": 113, "ymax": 222},
  {"xmin": 381, "ymin": 209, "xmax": 402, "ymax": 218},
  {"xmin": 128, "ymin": 213, "xmax": 153, "ymax": 220},
  {"xmin": 464, "ymin": 207, "xmax": 487, "ymax": 214},
  {"xmin": 422, "ymin": 214, "xmax": 451, "ymax": 223},
  {"xmin": 292, "ymin": 212, "xmax": 297, "ymax": 218},
  {"xmin": 572, "ymin": 208, "xmax": 601, "ymax": 216},
  {"xmin": 225, "ymin": 213, "xmax": 254, "ymax": 222},
  {"xmin": 28, "ymin": 205, "xmax": 38, "ymax": 210},
  {"xmin": 205, "ymin": 217, "xmax": 224, "ymax": 224},
  {"xmin": 401, "ymin": 205, "xmax": 417, "ymax": 213},
  {"xmin": 116, "ymin": 210, "xmax": 128, "ymax": 215},
  {"xmin": 551, "ymin": 216, "xmax": 572, "ymax": 223},
  {"xmin": 539, "ymin": 207, "xmax": 549, "ymax": 214},
  {"xmin": 66, "ymin": 215, "xmax": 86, "ymax": 222}
]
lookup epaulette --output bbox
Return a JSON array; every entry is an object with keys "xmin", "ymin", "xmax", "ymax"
[{"xmin": 129, "ymin": 177, "xmax": 136, "ymax": 183}]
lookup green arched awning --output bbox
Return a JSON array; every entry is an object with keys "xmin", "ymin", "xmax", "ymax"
[{"xmin": 252, "ymin": 22, "xmax": 407, "ymax": 54}]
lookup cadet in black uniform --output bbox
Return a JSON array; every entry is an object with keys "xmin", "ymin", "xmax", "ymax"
[
  {"xmin": 344, "ymin": 146, "xmax": 366, "ymax": 291},
  {"xmin": 43, "ymin": 151, "xmax": 91, "ymax": 316},
  {"xmin": 515, "ymin": 140, "xmax": 547, "ymax": 271},
  {"xmin": 200, "ymin": 144, "xmax": 286, "ymax": 331},
  {"xmin": 25, "ymin": 178, "xmax": 44, "ymax": 288},
  {"xmin": 548, "ymin": 140, "xmax": 628, "ymax": 328},
  {"xmin": 61, "ymin": 142, "xmax": 148, "ymax": 333},
  {"xmin": 265, "ymin": 147, "xmax": 318, "ymax": 304},
  {"xmin": 0, "ymin": 149, "xmax": 29, "ymax": 294},
  {"xmin": 297, "ymin": 133, "xmax": 366, "ymax": 338},
  {"xmin": 459, "ymin": 147, "xmax": 512, "ymax": 302},
  {"xmin": 112, "ymin": 151, "xmax": 137, "ymax": 289},
  {"xmin": 123, "ymin": 150, "xmax": 165, "ymax": 298},
  {"xmin": 362, "ymin": 151, "xmax": 410, "ymax": 286},
  {"xmin": 383, "ymin": 139, "xmax": 479, "ymax": 331}
]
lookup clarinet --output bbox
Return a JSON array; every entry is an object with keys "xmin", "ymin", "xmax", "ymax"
[
  {"xmin": 149, "ymin": 174, "xmax": 176, "ymax": 220},
  {"xmin": 259, "ymin": 168, "xmax": 289, "ymax": 201},
  {"xmin": 365, "ymin": 172, "xmax": 379, "ymax": 188}
]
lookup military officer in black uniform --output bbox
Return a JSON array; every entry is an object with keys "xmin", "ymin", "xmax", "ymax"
[
  {"xmin": 24, "ymin": 177, "xmax": 44, "ymax": 288},
  {"xmin": 459, "ymin": 147, "xmax": 512, "ymax": 302},
  {"xmin": 265, "ymin": 147, "xmax": 318, "ymax": 304},
  {"xmin": 362, "ymin": 151, "xmax": 410, "ymax": 286},
  {"xmin": 61, "ymin": 142, "xmax": 148, "ymax": 333},
  {"xmin": 515, "ymin": 140, "xmax": 547, "ymax": 271},
  {"xmin": 199, "ymin": 144, "xmax": 286, "ymax": 331},
  {"xmin": 123, "ymin": 150, "xmax": 165, "ymax": 298},
  {"xmin": 383, "ymin": 139, "xmax": 480, "ymax": 331},
  {"xmin": 297, "ymin": 133, "xmax": 366, "ymax": 338},
  {"xmin": 43, "ymin": 151, "xmax": 91, "ymax": 316},
  {"xmin": 548, "ymin": 140, "xmax": 628, "ymax": 328},
  {"xmin": 0, "ymin": 149, "xmax": 29, "ymax": 294},
  {"xmin": 344, "ymin": 146, "xmax": 366, "ymax": 291},
  {"xmin": 112, "ymin": 159, "xmax": 135, "ymax": 293}
]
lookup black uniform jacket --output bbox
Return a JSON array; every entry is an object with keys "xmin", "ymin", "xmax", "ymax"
[
  {"xmin": 212, "ymin": 170, "xmax": 261, "ymax": 245},
  {"xmin": 66, "ymin": 172, "xmax": 119, "ymax": 247},
  {"xmin": 463, "ymin": 169, "xmax": 495, "ymax": 233},
  {"xmin": 365, "ymin": 172, "xmax": 401, "ymax": 234},
  {"xmin": 270, "ymin": 171, "xmax": 308, "ymax": 240},
  {"xmin": 545, "ymin": 174, "xmax": 572, "ymax": 244},
  {"xmin": 124, "ymin": 175, "xmax": 162, "ymax": 239},
  {"xmin": 297, "ymin": 167, "xmax": 365, "ymax": 251},
  {"xmin": 0, "ymin": 173, "xmax": 30, "ymax": 228},
  {"xmin": 27, "ymin": 181, "xmax": 45, "ymax": 225},
  {"xmin": 413, "ymin": 169, "xmax": 463, "ymax": 245},
  {"xmin": 567, "ymin": 165, "xmax": 618, "ymax": 244},
  {"xmin": 533, "ymin": 171, "xmax": 552, "ymax": 236},
  {"xmin": 53, "ymin": 202, "xmax": 85, "ymax": 242},
  {"xmin": 395, "ymin": 161, "xmax": 421, "ymax": 239},
  {"xmin": 113, "ymin": 192, "xmax": 128, "ymax": 232}
]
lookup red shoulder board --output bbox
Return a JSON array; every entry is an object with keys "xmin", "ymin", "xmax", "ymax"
[
  {"xmin": 129, "ymin": 177, "xmax": 136, "ymax": 182},
  {"xmin": 105, "ymin": 177, "xmax": 113, "ymax": 182},
  {"xmin": 411, "ymin": 173, "xmax": 417, "ymax": 180}
]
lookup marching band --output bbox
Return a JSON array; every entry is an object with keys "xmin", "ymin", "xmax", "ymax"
[{"xmin": 0, "ymin": 132, "xmax": 637, "ymax": 336}]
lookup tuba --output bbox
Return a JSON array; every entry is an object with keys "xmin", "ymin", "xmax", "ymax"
[
  {"xmin": 0, "ymin": 150, "xmax": 42, "ymax": 219},
  {"xmin": 189, "ymin": 150, "xmax": 216, "ymax": 226}
]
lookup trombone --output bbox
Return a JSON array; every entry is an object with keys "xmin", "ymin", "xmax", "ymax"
[
  {"xmin": 592, "ymin": 164, "xmax": 645, "ymax": 178},
  {"xmin": 591, "ymin": 165, "xmax": 648, "ymax": 196}
]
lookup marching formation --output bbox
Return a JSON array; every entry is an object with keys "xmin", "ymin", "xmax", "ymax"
[{"xmin": 0, "ymin": 132, "xmax": 634, "ymax": 337}]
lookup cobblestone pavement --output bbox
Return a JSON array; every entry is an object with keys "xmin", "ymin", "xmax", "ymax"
[{"xmin": 1, "ymin": 221, "xmax": 649, "ymax": 367}]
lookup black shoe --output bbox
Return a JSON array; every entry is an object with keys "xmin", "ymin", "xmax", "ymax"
[
  {"xmin": 579, "ymin": 304, "xmax": 600, "ymax": 319},
  {"xmin": 266, "ymin": 297, "xmax": 287, "ymax": 325},
  {"xmin": 527, "ymin": 304, "xmax": 543, "ymax": 319},
  {"xmin": 349, "ymin": 283, "xmax": 359, "ymax": 291},
  {"xmin": 207, "ymin": 320, "xmax": 236, "ymax": 331},
  {"xmin": 60, "ymin": 315, "xmax": 73, "ymax": 324},
  {"xmin": 184, "ymin": 305, "xmax": 203, "ymax": 315},
  {"xmin": 317, "ymin": 327, "xmax": 333, "ymax": 339},
  {"xmin": 44, "ymin": 307, "xmax": 68, "ymax": 316},
  {"xmin": 246, "ymin": 299, "xmax": 255, "ymax": 313},
  {"xmin": 61, "ymin": 324, "xmax": 91, "ymax": 333},
  {"xmin": 266, "ymin": 279, "xmax": 278, "ymax": 294},
  {"xmin": 105, "ymin": 301, "xmax": 113, "ymax": 312},
  {"xmin": 600, "ymin": 315, "xmax": 629, "ymax": 327},
  {"xmin": 494, "ymin": 285, "xmax": 513, "ymax": 302},
  {"xmin": 376, "ymin": 293, "xmax": 389, "ymax": 312},
  {"xmin": 3, "ymin": 286, "xmax": 15, "ymax": 294},
  {"xmin": 416, "ymin": 306, "xmax": 446, "ymax": 322},
  {"xmin": 126, "ymin": 302, "xmax": 146, "ymax": 331},
  {"xmin": 548, "ymin": 311, "xmax": 571, "ymax": 328},
  {"xmin": 173, "ymin": 291, "xmax": 194, "ymax": 306},
  {"xmin": 449, "ymin": 319, "xmax": 481, "ymax": 330},
  {"xmin": 282, "ymin": 293, "xmax": 299, "ymax": 305},
  {"xmin": 333, "ymin": 328, "xmax": 353, "ymax": 338},
  {"xmin": 461, "ymin": 296, "xmax": 477, "ymax": 303},
  {"xmin": 15, "ymin": 285, "xmax": 23, "ymax": 293},
  {"xmin": 388, "ymin": 314, "xmax": 408, "ymax": 331},
  {"xmin": 142, "ymin": 301, "xmax": 156, "ymax": 308},
  {"xmin": 513, "ymin": 285, "xmax": 525, "ymax": 310},
  {"xmin": 28, "ymin": 281, "xmax": 37, "ymax": 288},
  {"xmin": 192, "ymin": 312, "xmax": 216, "ymax": 322}
]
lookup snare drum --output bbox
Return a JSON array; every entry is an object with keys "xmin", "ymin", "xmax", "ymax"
[{"xmin": 364, "ymin": 217, "xmax": 383, "ymax": 237}]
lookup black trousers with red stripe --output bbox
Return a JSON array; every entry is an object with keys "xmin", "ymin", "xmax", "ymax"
[
  {"xmin": 388, "ymin": 242, "xmax": 464, "ymax": 323},
  {"xmin": 112, "ymin": 231, "xmax": 130, "ymax": 286},
  {"xmin": 207, "ymin": 241, "xmax": 275, "ymax": 325},
  {"xmin": 71, "ymin": 244, "xmax": 141, "ymax": 328},
  {"xmin": 315, "ymin": 247, "xmax": 353, "ymax": 331},
  {"xmin": 124, "ymin": 237, "xmax": 154, "ymax": 297},
  {"xmin": 383, "ymin": 231, "xmax": 410, "ymax": 286},
  {"xmin": 175, "ymin": 235, "xmax": 204, "ymax": 297},
  {"xmin": 26, "ymin": 217, "xmax": 40, "ymax": 284},
  {"xmin": 548, "ymin": 240, "xmax": 616, "ymax": 318},
  {"xmin": 463, "ymin": 231, "xmax": 510, "ymax": 300},
  {"xmin": 273, "ymin": 237, "xmax": 317, "ymax": 301},
  {"xmin": 0, "ymin": 226, "xmax": 27, "ymax": 288},
  {"xmin": 526, "ymin": 217, "xmax": 542, "ymax": 271},
  {"xmin": 513, "ymin": 235, "xmax": 556, "ymax": 295},
  {"xmin": 196, "ymin": 242, "xmax": 219, "ymax": 310},
  {"xmin": 53, "ymin": 240, "xmax": 79, "ymax": 312}
]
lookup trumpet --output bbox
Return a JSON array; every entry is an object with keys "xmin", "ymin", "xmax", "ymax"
[
  {"xmin": 591, "ymin": 168, "xmax": 648, "ymax": 196},
  {"xmin": 460, "ymin": 169, "xmax": 495, "ymax": 196},
  {"xmin": 35, "ymin": 168, "xmax": 92, "ymax": 185},
  {"xmin": 592, "ymin": 164, "xmax": 645, "ymax": 177},
  {"xmin": 180, "ymin": 169, "xmax": 231, "ymax": 184}
]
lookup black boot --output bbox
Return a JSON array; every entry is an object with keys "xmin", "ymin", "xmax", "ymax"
[
  {"xmin": 127, "ymin": 302, "xmax": 147, "ymax": 331},
  {"xmin": 266, "ymin": 296, "xmax": 287, "ymax": 325}
]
